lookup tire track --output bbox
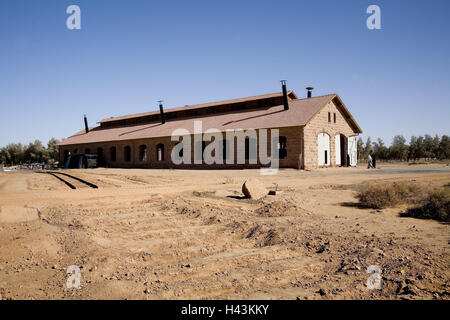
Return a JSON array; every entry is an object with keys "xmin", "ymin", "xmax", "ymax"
[{"xmin": 40, "ymin": 171, "xmax": 98, "ymax": 190}]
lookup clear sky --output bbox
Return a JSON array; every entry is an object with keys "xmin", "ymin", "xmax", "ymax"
[{"xmin": 0, "ymin": 0, "xmax": 449, "ymax": 147}]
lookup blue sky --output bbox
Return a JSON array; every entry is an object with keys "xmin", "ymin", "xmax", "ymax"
[{"xmin": 0, "ymin": 0, "xmax": 449, "ymax": 147}]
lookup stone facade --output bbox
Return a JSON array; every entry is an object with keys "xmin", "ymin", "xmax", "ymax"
[
  {"xmin": 59, "ymin": 99, "xmax": 359, "ymax": 170},
  {"xmin": 302, "ymin": 99, "xmax": 358, "ymax": 170},
  {"xmin": 60, "ymin": 126, "xmax": 304, "ymax": 169}
]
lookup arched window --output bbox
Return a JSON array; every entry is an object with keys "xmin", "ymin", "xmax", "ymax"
[
  {"xmin": 222, "ymin": 139, "xmax": 227, "ymax": 161},
  {"xmin": 244, "ymin": 137, "xmax": 257, "ymax": 164},
  {"xmin": 245, "ymin": 138, "xmax": 250, "ymax": 160},
  {"xmin": 279, "ymin": 136, "xmax": 287, "ymax": 159},
  {"xmin": 124, "ymin": 146, "xmax": 131, "ymax": 162},
  {"xmin": 96, "ymin": 147, "xmax": 104, "ymax": 166},
  {"xmin": 139, "ymin": 145, "xmax": 147, "ymax": 161},
  {"xmin": 156, "ymin": 144, "xmax": 164, "ymax": 161},
  {"xmin": 110, "ymin": 146, "xmax": 116, "ymax": 162}
]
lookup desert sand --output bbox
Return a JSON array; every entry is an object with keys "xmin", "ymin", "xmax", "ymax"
[{"xmin": 0, "ymin": 163, "xmax": 448, "ymax": 300}]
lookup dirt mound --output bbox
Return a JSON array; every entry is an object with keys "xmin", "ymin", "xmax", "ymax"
[
  {"xmin": 244, "ymin": 224, "xmax": 283, "ymax": 247},
  {"xmin": 255, "ymin": 199, "xmax": 301, "ymax": 217}
]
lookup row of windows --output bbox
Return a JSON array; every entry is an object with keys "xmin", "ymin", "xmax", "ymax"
[
  {"xmin": 67, "ymin": 137, "xmax": 288, "ymax": 164},
  {"xmin": 109, "ymin": 144, "xmax": 165, "ymax": 162},
  {"xmin": 328, "ymin": 112, "xmax": 337, "ymax": 123}
]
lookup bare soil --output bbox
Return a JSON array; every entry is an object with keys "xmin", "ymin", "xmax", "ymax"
[{"xmin": 0, "ymin": 163, "xmax": 449, "ymax": 300}]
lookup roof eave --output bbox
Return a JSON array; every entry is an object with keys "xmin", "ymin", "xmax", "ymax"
[{"xmin": 332, "ymin": 94, "xmax": 362, "ymax": 134}]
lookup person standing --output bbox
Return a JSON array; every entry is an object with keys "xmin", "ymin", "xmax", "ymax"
[
  {"xmin": 372, "ymin": 154, "xmax": 376, "ymax": 168},
  {"xmin": 368, "ymin": 153, "xmax": 373, "ymax": 169}
]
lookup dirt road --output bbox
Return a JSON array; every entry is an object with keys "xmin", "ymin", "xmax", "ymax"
[{"xmin": 0, "ymin": 163, "xmax": 449, "ymax": 299}]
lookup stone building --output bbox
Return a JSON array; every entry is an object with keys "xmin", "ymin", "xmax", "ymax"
[{"xmin": 58, "ymin": 84, "xmax": 362, "ymax": 170}]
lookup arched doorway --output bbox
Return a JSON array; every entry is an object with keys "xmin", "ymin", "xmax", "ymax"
[
  {"xmin": 335, "ymin": 134, "xmax": 348, "ymax": 166},
  {"xmin": 318, "ymin": 133, "xmax": 330, "ymax": 166},
  {"xmin": 335, "ymin": 134, "xmax": 341, "ymax": 166}
]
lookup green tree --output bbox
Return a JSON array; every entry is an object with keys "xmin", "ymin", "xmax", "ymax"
[
  {"xmin": 24, "ymin": 140, "xmax": 48, "ymax": 163},
  {"xmin": 3, "ymin": 143, "xmax": 25, "ymax": 165},
  {"xmin": 0, "ymin": 147, "xmax": 10, "ymax": 164},
  {"xmin": 363, "ymin": 137, "xmax": 372, "ymax": 160},
  {"xmin": 438, "ymin": 135, "xmax": 450, "ymax": 159},
  {"xmin": 423, "ymin": 134, "xmax": 439, "ymax": 159},
  {"xmin": 47, "ymin": 138, "xmax": 60, "ymax": 163},
  {"xmin": 390, "ymin": 135, "xmax": 408, "ymax": 161},
  {"xmin": 408, "ymin": 136, "xmax": 426, "ymax": 160},
  {"xmin": 372, "ymin": 138, "xmax": 389, "ymax": 160}
]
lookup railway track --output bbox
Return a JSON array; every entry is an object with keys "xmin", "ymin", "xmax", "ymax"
[{"xmin": 39, "ymin": 171, "xmax": 99, "ymax": 190}]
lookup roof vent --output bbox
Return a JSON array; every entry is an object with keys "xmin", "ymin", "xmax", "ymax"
[
  {"xmin": 306, "ymin": 87, "xmax": 314, "ymax": 98},
  {"xmin": 158, "ymin": 100, "xmax": 165, "ymax": 124},
  {"xmin": 281, "ymin": 80, "xmax": 289, "ymax": 110},
  {"xmin": 84, "ymin": 114, "xmax": 89, "ymax": 133}
]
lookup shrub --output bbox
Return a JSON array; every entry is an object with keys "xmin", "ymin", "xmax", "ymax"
[
  {"xmin": 401, "ymin": 189, "xmax": 450, "ymax": 222},
  {"xmin": 356, "ymin": 181, "xmax": 428, "ymax": 209}
]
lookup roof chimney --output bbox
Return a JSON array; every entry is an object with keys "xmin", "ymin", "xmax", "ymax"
[
  {"xmin": 281, "ymin": 80, "xmax": 289, "ymax": 110},
  {"xmin": 158, "ymin": 100, "xmax": 165, "ymax": 124},
  {"xmin": 306, "ymin": 87, "xmax": 314, "ymax": 98},
  {"xmin": 84, "ymin": 114, "xmax": 89, "ymax": 133}
]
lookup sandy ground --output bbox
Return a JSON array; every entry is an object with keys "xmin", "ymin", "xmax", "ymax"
[{"xmin": 0, "ymin": 163, "xmax": 449, "ymax": 300}]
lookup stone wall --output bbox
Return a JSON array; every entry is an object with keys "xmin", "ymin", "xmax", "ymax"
[
  {"xmin": 302, "ymin": 99, "xmax": 358, "ymax": 170},
  {"xmin": 59, "ymin": 126, "xmax": 303, "ymax": 169}
]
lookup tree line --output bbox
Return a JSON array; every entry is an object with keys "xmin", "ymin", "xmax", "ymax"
[
  {"xmin": 1, "ymin": 134, "xmax": 449, "ymax": 166},
  {"xmin": 357, "ymin": 134, "xmax": 450, "ymax": 161},
  {"xmin": 0, "ymin": 138, "xmax": 60, "ymax": 165}
]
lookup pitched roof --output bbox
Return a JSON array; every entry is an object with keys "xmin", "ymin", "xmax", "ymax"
[
  {"xmin": 98, "ymin": 91, "xmax": 298, "ymax": 124},
  {"xmin": 58, "ymin": 93, "xmax": 361, "ymax": 146}
]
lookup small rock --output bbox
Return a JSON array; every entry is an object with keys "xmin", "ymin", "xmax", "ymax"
[
  {"xmin": 317, "ymin": 288, "xmax": 326, "ymax": 296},
  {"xmin": 242, "ymin": 178, "xmax": 267, "ymax": 199}
]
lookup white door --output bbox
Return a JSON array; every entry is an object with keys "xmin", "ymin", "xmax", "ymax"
[
  {"xmin": 335, "ymin": 134, "xmax": 341, "ymax": 166},
  {"xmin": 348, "ymin": 136, "xmax": 357, "ymax": 166},
  {"xmin": 318, "ymin": 133, "xmax": 330, "ymax": 166}
]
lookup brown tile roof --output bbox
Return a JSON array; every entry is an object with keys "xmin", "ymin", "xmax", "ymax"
[
  {"xmin": 98, "ymin": 91, "xmax": 297, "ymax": 123},
  {"xmin": 58, "ymin": 93, "xmax": 361, "ymax": 146}
]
